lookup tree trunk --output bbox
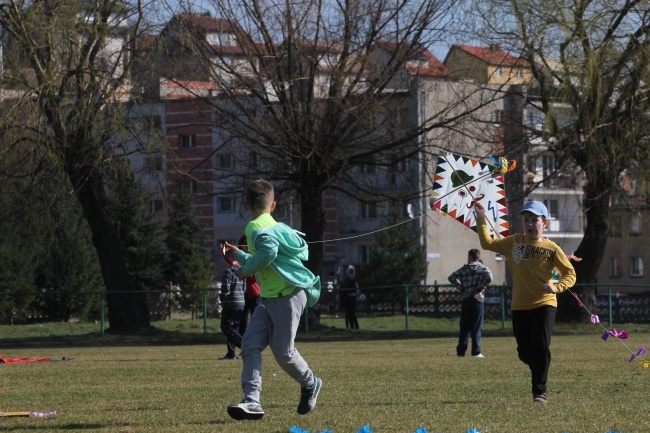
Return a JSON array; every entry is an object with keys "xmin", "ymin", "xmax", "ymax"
[
  {"xmin": 72, "ymin": 170, "xmax": 150, "ymax": 332},
  {"xmin": 556, "ymin": 176, "xmax": 611, "ymax": 322},
  {"xmin": 299, "ymin": 182, "xmax": 326, "ymax": 277},
  {"xmin": 297, "ymin": 180, "xmax": 326, "ymax": 329}
]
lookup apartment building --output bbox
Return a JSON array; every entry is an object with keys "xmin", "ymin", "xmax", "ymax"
[{"xmin": 90, "ymin": 15, "xmax": 588, "ymax": 288}]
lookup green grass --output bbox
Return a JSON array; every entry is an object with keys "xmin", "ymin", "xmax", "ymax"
[
  {"xmin": 1, "ymin": 330, "xmax": 649, "ymax": 432},
  {"xmin": 3, "ymin": 315, "xmax": 649, "ymax": 345}
]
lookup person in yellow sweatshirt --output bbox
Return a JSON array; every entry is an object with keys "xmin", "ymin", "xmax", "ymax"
[{"xmin": 474, "ymin": 200, "xmax": 576, "ymax": 404}]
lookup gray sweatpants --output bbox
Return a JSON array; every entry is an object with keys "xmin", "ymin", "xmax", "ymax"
[{"xmin": 240, "ymin": 288, "xmax": 315, "ymax": 403}]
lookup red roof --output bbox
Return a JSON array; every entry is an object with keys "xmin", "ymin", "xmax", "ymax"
[
  {"xmin": 451, "ymin": 44, "xmax": 528, "ymax": 67},
  {"xmin": 409, "ymin": 48, "xmax": 453, "ymax": 77}
]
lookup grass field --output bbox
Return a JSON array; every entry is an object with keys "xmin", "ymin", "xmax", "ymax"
[{"xmin": 1, "ymin": 325, "xmax": 649, "ymax": 433}]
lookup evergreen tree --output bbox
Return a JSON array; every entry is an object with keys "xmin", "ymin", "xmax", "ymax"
[
  {"xmin": 0, "ymin": 169, "xmax": 103, "ymax": 324},
  {"xmin": 165, "ymin": 190, "xmax": 213, "ymax": 319},
  {"xmin": 107, "ymin": 164, "xmax": 169, "ymax": 292},
  {"xmin": 357, "ymin": 206, "xmax": 427, "ymax": 313}
]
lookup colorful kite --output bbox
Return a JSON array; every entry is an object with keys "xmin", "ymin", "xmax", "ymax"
[{"xmin": 430, "ymin": 153, "xmax": 510, "ymax": 239}]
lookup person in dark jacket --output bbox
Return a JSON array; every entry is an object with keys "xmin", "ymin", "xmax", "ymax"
[
  {"xmin": 219, "ymin": 247, "xmax": 246, "ymax": 360},
  {"xmin": 340, "ymin": 265, "xmax": 359, "ymax": 330},
  {"xmin": 448, "ymin": 249, "xmax": 492, "ymax": 358}
]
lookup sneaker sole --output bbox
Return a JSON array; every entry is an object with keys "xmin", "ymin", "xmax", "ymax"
[{"xmin": 227, "ymin": 406, "xmax": 264, "ymax": 420}]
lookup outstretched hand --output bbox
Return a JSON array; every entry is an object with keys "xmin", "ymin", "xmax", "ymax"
[
  {"xmin": 223, "ymin": 242, "xmax": 240, "ymax": 260},
  {"xmin": 474, "ymin": 202, "xmax": 486, "ymax": 218}
]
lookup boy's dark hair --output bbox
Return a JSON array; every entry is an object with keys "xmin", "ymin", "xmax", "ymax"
[
  {"xmin": 468, "ymin": 249, "xmax": 481, "ymax": 261},
  {"xmin": 245, "ymin": 179, "xmax": 274, "ymax": 211}
]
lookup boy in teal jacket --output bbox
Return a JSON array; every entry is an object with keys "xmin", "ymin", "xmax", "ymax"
[{"xmin": 224, "ymin": 179, "xmax": 322, "ymax": 421}]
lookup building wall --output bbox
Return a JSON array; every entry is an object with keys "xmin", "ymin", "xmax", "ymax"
[
  {"xmin": 165, "ymin": 98, "xmax": 218, "ymax": 257},
  {"xmin": 596, "ymin": 207, "xmax": 650, "ymax": 294},
  {"xmin": 444, "ymin": 48, "xmax": 486, "ymax": 83}
]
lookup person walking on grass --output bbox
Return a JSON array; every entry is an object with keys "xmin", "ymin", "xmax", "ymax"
[
  {"xmin": 223, "ymin": 179, "xmax": 322, "ymax": 420},
  {"xmin": 341, "ymin": 265, "xmax": 359, "ymax": 330},
  {"xmin": 448, "ymin": 249, "xmax": 492, "ymax": 358},
  {"xmin": 474, "ymin": 200, "xmax": 576, "ymax": 404},
  {"xmin": 218, "ymin": 251, "xmax": 245, "ymax": 360}
]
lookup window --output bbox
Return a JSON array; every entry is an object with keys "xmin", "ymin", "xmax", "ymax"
[
  {"xmin": 217, "ymin": 196, "xmax": 235, "ymax": 212},
  {"xmin": 218, "ymin": 153, "xmax": 234, "ymax": 169},
  {"xmin": 361, "ymin": 161, "xmax": 376, "ymax": 175},
  {"xmin": 543, "ymin": 200, "xmax": 559, "ymax": 218},
  {"xmin": 495, "ymin": 66, "xmax": 502, "ymax": 77},
  {"xmin": 390, "ymin": 156, "xmax": 408, "ymax": 185},
  {"xmin": 144, "ymin": 114, "xmax": 162, "ymax": 130},
  {"xmin": 180, "ymin": 180, "xmax": 199, "ymax": 195},
  {"xmin": 526, "ymin": 110, "xmax": 535, "ymax": 125},
  {"xmin": 146, "ymin": 154, "xmax": 164, "ymax": 172},
  {"xmin": 179, "ymin": 134, "xmax": 197, "ymax": 149},
  {"xmin": 609, "ymin": 257, "xmax": 623, "ymax": 278},
  {"xmin": 493, "ymin": 110, "xmax": 505, "ymax": 123},
  {"xmin": 213, "ymin": 56, "xmax": 232, "ymax": 68},
  {"xmin": 358, "ymin": 245, "xmax": 370, "ymax": 265},
  {"xmin": 609, "ymin": 215, "xmax": 622, "ymax": 237},
  {"xmin": 630, "ymin": 214, "xmax": 642, "ymax": 235},
  {"xmin": 516, "ymin": 68, "xmax": 523, "ymax": 78},
  {"xmin": 542, "ymin": 154, "xmax": 558, "ymax": 178},
  {"xmin": 319, "ymin": 54, "xmax": 339, "ymax": 67},
  {"xmin": 149, "ymin": 199, "xmax": 163, "ymax": 214},
  {"xmin": 207, "ymin": 32, "xmax": 234, "ymax": 46},
  {"xmin": 360, "ymin": 202, "xmax": 377, "ymax": 219},
  {"xmin": 630, "ymin": 257, "xmax": 644, "ymax": 277}
]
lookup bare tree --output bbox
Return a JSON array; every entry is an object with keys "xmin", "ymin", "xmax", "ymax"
[
  {"xmin": 155, "ymin": 0, "xmax": 503, "ymax": 275},
  {"xmin": 468, "ymin": 0, "xmax": 650, "ymax": 318},
  {"xmin": 0, "ymin": 1, "xmax": 165, "ymax": 332}
]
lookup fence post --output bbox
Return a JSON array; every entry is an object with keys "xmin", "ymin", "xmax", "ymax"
[
  {"xmin": 404, "ymin": 285, "xmax": 410, "ymax": 332},
  {"xmin": 434, "ymin": 280, "xmax": 439, "ymax": 315},
  {"xmin": 100, "ymin": 292, "xmax": 105, "ymax": 336},
  {"xmin": 500, "ymin": 284, "xmax": 506, "ymax": 329},
  {"xmin": 203, "ymin": 289, "xmax": 208, "ymax": 334},
  {"xmin": 608, "ymin": 285, "xmax": 613, "ymax": 328}
]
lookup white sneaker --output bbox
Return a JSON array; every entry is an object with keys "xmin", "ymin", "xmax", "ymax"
[{"xmin": 472, "ymin": 353, "xmax": 485, "ymax": 358}]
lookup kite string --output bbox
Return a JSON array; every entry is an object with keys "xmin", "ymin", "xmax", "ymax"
[{"xmin": 307, "ymin": 212, "xmax": 426, "ymax": 244}]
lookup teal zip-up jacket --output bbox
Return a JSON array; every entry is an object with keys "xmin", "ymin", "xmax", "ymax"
[{"xmin": 234, "ymin": 218, "xmax": 321, "ymax": 307}]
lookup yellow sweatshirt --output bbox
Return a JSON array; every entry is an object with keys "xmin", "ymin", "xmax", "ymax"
[{"xmin": 476, "ymin": 216, "xmax": 576, "ymax": 310}]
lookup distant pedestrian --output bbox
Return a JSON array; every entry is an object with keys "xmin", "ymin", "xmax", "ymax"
[
  {"xmin": 340, "ymin": 265, "xmax": 359, "ymax": 330},
  {"xmin": 448, "ymin": 249, "xmax": 492, "ymax": 358},
  {"xmin": 218, "ymin": 246, "xmax": 245, "ymax": 360}
]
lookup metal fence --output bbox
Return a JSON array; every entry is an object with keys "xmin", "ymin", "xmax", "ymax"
[{"xmin": 1, "ymin": 283, "xmax": 649, "ymax": 335}]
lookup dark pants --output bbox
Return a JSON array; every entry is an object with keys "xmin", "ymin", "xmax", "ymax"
[
  {"xmin": 238, "ymin": 297, "xmax": 258, "ymax": 336},
  {"xmin": 221, "ymin": 308, "xmax": 244, "ymax": 357},
  {"xmin": 457, "ymin": 297, "xmax": 484, "ymax": 356},
  {"xmin": 345, "ymin": 296, "xmax": 359, "ymax": 329},
  {"xmin": 512, "ymin": 306, "xmax": 556, "ymax": 396}
]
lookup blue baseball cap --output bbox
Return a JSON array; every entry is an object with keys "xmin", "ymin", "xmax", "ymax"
[{"xmin": 519, "ymin": 201, "xmax": 548, "ymax": 218}]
